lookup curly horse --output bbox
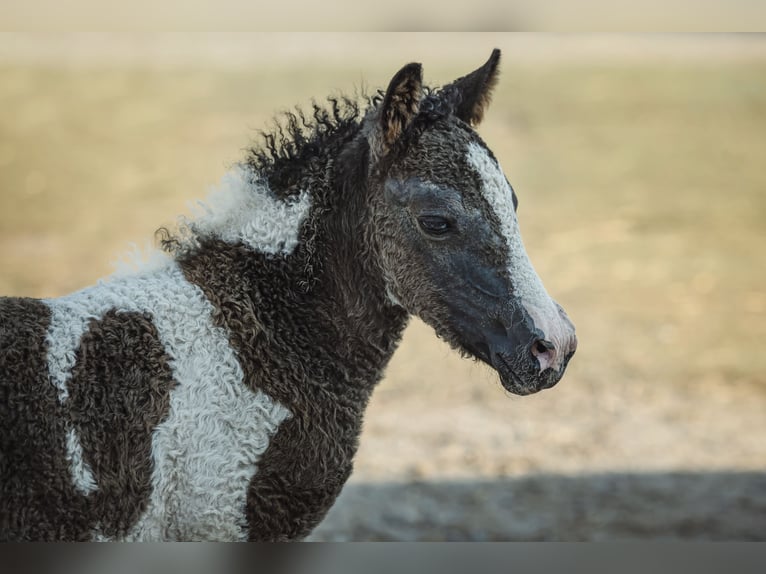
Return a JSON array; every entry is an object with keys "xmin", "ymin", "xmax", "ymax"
[{"xmin": 0, "ymin": 50, "xmax": 576, "ymax": 541}]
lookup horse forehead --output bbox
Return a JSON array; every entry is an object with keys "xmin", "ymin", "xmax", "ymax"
[
  {"xmin": 399, "ymin": 119, "xmax": 475, "ymax": 172},
  {"xmin": 464, "ymin": 141, "xmax": 517, "ymax": 231}
]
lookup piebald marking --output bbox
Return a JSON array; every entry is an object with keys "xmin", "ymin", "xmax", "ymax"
[
  {"xmin": 46, "ymin": 167, "xmax": 311, "ymax": 524},
  {"xmin": 45, "ymin": 261, "xmax": 292, "ymax": 540}
]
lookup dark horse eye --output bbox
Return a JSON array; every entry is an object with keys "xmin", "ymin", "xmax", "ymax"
[{"xmin": 417, "ymin": 215, "xmax": 452, "ymax": 236}]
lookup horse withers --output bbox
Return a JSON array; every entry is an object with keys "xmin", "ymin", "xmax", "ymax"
[{"xmin": 0, "ymin": 49, "xmax": 576, "ymax": 541}]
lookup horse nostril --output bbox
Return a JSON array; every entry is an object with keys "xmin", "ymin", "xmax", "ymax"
[
  {"xmin": 531, "ymin": 338, "xmax": 556, "ymax": 372},
  {"xmin": 533, "ymin": 339, "xmax": 554, "ymax": 355}
]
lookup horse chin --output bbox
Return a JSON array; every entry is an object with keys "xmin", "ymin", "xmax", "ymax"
[
  {"xmin": 454, "ymin": 338, "xmax": 538, "ymax": 396},
  {"xmin": 491, "ymin": 350, "xmax": 570, "ymax": 396},
  {"xmin": 494, "ymin": 360, "xmax": 541, "ymax": 396},
  {"xmin": 450, "ymin": 330, "xmax": 563, "ymax": 396}
]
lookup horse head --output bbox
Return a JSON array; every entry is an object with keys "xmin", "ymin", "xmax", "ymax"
[{"xmin": 366, "ymin": 50, "xmax": 577, "ymax": 395}]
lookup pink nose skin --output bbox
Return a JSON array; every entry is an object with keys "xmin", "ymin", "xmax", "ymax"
[
  {"xmin": 527, "ymin": 299, "xmax": 577, "ymax": 373},
  {"xmin": 531, "ymin": 338, "xmax": 556, "ymax": 372},
  {"xmin": 531, "ymin": 333, "xmax": 578, "ymax": 373}
]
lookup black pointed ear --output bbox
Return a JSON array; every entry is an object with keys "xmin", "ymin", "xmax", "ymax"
[
  {"xmin": 378, "ymin": 62, "xmax": 423, "ymax": 154},
  {"xmin": 446, "ymin": 48, "xmax": 501, "ymax": 126}
]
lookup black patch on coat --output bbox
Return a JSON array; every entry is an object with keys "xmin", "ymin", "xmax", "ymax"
[
  {"xmin": 67, "ymin": 309, "xmax": 176, "ymax": 539},
  {"xmin": 0, "ymin": 298, "xmax": 91, "ymax": 541},
  {"xmin": 0, "ymin": 302, "xmax": 176, "ymax": 541}
]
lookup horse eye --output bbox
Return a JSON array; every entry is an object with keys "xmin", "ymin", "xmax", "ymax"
[{"xmin": 417, "ymin": 215, "xmax": 452, "ymax": 236}]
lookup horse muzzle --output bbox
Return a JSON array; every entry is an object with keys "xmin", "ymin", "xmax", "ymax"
[{"xmin": 487, "ymin": 299, "xmax": 577, "ymax": 396}]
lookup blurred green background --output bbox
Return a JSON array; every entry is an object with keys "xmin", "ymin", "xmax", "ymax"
[{"xmin": 1, "ymin": 34, "xmax": 764, "ymax": 539}]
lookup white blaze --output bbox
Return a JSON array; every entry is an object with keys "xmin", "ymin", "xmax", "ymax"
[{"xmin": 466, "ymin": 142, "xmax": 570, "ymax": 370}]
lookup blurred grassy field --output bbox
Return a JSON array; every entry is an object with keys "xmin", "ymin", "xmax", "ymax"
[{"xmin": 1, "ymin": 34, "xmax": 765, "ymax": 538}]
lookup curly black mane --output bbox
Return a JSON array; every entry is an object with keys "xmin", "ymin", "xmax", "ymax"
[
  {"xmin": 243, "ymin": 86, "xmax": 459, "ymax": 196},
  {"xmin": 244, "ymin": 95, "xmax": 367, "ymax": 198},
  {"xmin": 157, "ymin": 86, "xmax": 458, "ymax": 255}
]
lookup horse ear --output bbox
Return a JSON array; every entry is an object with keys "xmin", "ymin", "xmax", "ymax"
[
  {"xmin": 377, "ymin": 62, "xmax": 423, "ymax": 154},
  {"xmin": 445, "ymin": 48, "xmax": 501, "ymax": 126}
]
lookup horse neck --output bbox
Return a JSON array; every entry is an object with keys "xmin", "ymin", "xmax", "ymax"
[
  {"xmin": 305, "ymin": 140, "xmax": 411, "ymax": 376},
  {"xmin": 174, "ymin": 146, "xmax": 409, "ymax": 396}
]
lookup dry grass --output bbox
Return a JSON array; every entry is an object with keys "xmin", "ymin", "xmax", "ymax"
[{"xmin": 1, "ymin": 36, "xmax": 765, "ymax": 538}]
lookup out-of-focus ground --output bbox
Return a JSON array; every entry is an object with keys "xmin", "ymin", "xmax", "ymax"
[{"xmin": 0, "ymin": 34, "xmax": 764, "ymax": 540}]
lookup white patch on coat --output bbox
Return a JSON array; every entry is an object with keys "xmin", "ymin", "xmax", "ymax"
[
  {"xmin": 466, "ymin": 142, "xmax": 571, "ymax": 370},
  {"xmin": 110, "ymin": 243, "xmax": 174, "ymax": 278},
  {"xmin": 187, "ymin": 166, "xmax": 311, "ymax": 255},
  {"xmin": 45, "ymin": 262, "xmax": 291, "ymax": 540},
  {"xmin": 65, "ymin": 427, "xmax": 97, "ymax": 495}
]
